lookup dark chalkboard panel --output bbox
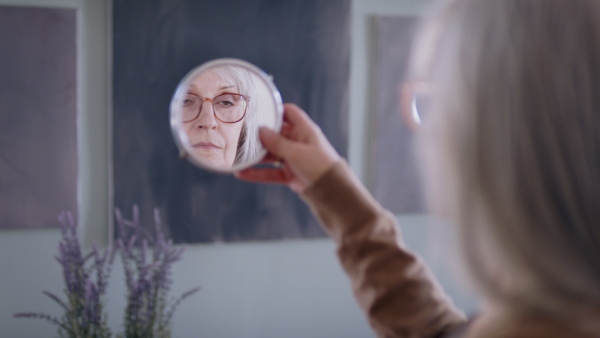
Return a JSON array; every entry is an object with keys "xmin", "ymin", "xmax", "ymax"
[{"xmin": 113, "ymin": 0, "xmax": 350, "ymax": 243}]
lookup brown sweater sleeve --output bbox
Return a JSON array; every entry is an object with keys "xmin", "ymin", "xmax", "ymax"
[{"xmin": 301, "ymin": 161, "xmax": 467, "ymax": 338}]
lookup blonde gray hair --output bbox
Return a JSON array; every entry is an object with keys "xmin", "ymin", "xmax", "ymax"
[
  {"xmin": 211, "ymin": 65, "xmax": 261, "ymax": 164},
  {"xmin": 412, "ymin": 0, "xmax": 600, "ymax": 321}
]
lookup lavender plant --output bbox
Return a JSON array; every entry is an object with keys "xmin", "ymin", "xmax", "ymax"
[
  {"xmin": 14, "ymin": 207, "xmax": 199, "ymax": 338},
  {"xmin": 14, "ymin": 211, "xmax": 115, "ymax": 338},
  {"xmin": 114, "ymin": 206, "xmax": 200, "ymax": 338}
]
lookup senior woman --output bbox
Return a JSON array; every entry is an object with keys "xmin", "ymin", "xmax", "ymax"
[
  {"xmin": 183, "ymin": 65, "xmax": 261, "ymax": 168},
  {"xmin": 237, "ymin": 0, "xmax": 600, "ymax": 337}
]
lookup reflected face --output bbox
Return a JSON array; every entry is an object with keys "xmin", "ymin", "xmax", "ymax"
[{"xmin": 184, "ymin": 70, "xmax": 245, "ymax": 168}]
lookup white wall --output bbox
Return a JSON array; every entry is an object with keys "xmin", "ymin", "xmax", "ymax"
[{"xmin": 0, "ymin": 0, "xmax": 479, "ymax": 337}]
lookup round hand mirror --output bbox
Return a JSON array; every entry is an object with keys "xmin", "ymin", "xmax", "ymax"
[{"xmin": 170, "ymin": 58, "xmax": 283, "ymax": 173}]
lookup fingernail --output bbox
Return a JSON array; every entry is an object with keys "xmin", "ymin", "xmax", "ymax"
[{"xmin": 259, "ymin": 127, "xmax": 275, "ymax": 137}]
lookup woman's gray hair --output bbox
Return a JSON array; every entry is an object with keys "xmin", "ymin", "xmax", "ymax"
[
  {"xmin": 412, "ymin": 0, "xmax": 600, "ymax": 321},
  {"xmin": 210, "ymin": 65, "xmax": 261, "ymax": 164}
]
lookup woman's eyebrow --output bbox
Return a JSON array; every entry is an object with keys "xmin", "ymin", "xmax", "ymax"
[{"xmin": 187, "ymin": 84, "xmax": 237, "ymax": 94}]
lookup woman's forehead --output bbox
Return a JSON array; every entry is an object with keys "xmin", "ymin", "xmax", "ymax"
[{"xmin": 189, "ymin": 70, "xmax": 237, "ymax": 93}]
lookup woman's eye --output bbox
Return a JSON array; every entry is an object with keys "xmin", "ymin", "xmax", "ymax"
[
  {"xmin": 218, "ymin": 100, "xmax": 234, "ymax": 107},
  {"xmin": 183, "ymin": 94, "xmax": 199, "ymax": 107}
]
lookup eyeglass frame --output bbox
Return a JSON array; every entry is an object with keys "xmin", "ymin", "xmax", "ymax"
[
  {"xmin": 182, "ymin": 92, "xmax": 251, "ymax": 124},
  {"xmin": 400, "ymin": 81, "xmax": 430, "ymax": 130}
]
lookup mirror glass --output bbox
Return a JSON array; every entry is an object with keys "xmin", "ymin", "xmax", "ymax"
[{"xmin": 170, "ymin": 58, "xmax": 283, "ymax": 173}]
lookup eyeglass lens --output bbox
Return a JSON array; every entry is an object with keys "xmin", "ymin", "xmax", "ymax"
[{"xmin": 182, "ymin": 93, "xmax": 247, "ymax": 123}]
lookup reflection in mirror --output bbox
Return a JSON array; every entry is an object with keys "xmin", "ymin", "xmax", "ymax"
[{"xmin": 170, "ymin": 59, "xmax": 282, "ymax": 173}]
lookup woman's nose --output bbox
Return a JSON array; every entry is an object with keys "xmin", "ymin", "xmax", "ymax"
[{"xmin": 196, "ymin": 102, "xmax": 218, "ymax": 129}]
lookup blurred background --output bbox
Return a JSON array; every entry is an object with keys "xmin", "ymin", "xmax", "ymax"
[{"xmin": 0, "ymin": 0, "xmax": 480, "ymax": 337}]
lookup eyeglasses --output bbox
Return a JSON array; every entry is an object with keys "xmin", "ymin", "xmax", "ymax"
[
  {"xmin": 182, "ymin": 92, "xmax": 250, "ymax": 123},
  {"xmin": 411, "ymin": 91, "xmax": 430, "ymax": 125}
]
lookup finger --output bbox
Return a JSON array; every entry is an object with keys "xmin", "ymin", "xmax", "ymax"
[
  {"xmin": 283, "ymin": 103, "xmax": 316, "ymax": 132},
  {"xmin": 262, "ymin": 153, "xmax": 281, "ymax": 163},
  {"xmin": 280, "ymin": 122, "xmax": 293, "ymax": 138},
  {"xmin": 253, "ymin": 162, "xmax": 285, "ymax": 172},
  {"xmin": 282, "ymin": 103, "xmax": 324, "ymax": 143},
  {"xmin": 246, "ymin": 153, "xmax": 281, "ymax": 166},
  {"xmin": 235, "ymin": 167, "xmax": 289, "ymax": 185},
  {"xmin": 259, "ymin": 127, "xmax": 295, "ymax": 159}
]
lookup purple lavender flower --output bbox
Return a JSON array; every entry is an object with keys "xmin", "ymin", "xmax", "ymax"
[
  {"xmin": 15, "ymin": 206, "xmax": 199, "ymax": 337},
  {"xmin": 14, "ymin": 211, "xmax": 113, "ymax": 338},
  {"xmin": 115, "ymin": 205, "xmax": 200, "ymax": 337}
]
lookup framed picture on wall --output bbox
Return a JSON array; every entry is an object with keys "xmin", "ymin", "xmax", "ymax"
[
  {"xmin": 112, "ymin": 0, "xmax": 350, "ymax": 243},
  {"xmin": 0, "ymin": 6, "xmax": 77, "ymax": 229}
]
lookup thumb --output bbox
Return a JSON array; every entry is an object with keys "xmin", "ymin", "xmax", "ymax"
[{"xmin": 259, "ymin": 127, "xmax": 294, "ymax": 158}]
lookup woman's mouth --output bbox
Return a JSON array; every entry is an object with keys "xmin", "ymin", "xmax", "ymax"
[{"xmin": 192, "ymin": 142, "xmax": 221, "ymax": 150}]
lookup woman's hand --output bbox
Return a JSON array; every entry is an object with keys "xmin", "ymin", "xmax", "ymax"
[{"xmin": 235, "ymin": 103, "xmax": 341, "ymax": 193}]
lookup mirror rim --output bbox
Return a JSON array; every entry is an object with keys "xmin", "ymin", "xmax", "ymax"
[{"xmin": 170, "ymin": 58, "xmax": 284, "ymax": 174}]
